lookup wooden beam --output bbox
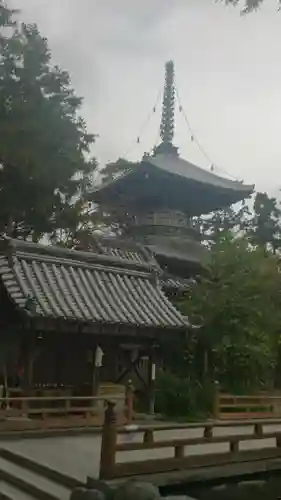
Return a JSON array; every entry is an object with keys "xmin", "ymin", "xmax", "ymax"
[
  {"xmin": 147, "ymin": 349, "xmax": 156, "ymax": 414},
  {"xmin": 114, "ymin": 352, "xmax": 142, "ymax": 384}
]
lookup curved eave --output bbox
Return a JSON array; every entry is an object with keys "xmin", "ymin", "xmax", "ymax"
[
  {"xmin": 0, "ymin": 248, "xmax": 188, "ymax": 331},
  {"xmin": 146, "ymin": 154, "xmax": 254, "ymax": 194},
  {"xmin": 148, "ymin": 244, "xmax": 205, "ymax": 266},
  {"xmin": 91, "ymin": 155, "xmax": 254, "ymax": 215}
]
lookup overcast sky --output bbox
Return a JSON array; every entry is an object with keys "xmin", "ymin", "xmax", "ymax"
[{"xmin": 10, "ymin": 0, "xmax": 281, "ymax": 194}]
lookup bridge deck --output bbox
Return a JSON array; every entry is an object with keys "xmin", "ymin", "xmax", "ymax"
[{"xmin": 1, "ymin": 422, "xmax": 281, "ymax": 484}]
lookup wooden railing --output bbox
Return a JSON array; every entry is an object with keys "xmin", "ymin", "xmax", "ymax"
[
  {"xmin": 0, "ymin": 395, "xmax": 121, "ymax": 417},
  {"xmin": 99, "ymin": 402, "xmax": 281, "ymax": 480},
  {"xmin": 0, "ymin": 384, "xmax": 134, "ymax": 432},
  {"xmin": 215, "ymin": 391, "xmax": 281, "ymax": 420}
]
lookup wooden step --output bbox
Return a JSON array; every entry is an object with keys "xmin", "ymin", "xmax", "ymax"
[
  {"xmin": 0, "ymin": 481, "xmax": 37, "ymax": 500},
  {"xmin": 0, "ymin": 456, "xmax": 71, "ymax": 500}
]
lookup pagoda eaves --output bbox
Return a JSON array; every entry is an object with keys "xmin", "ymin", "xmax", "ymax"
[
  {"xmin": 92, "ymin": 152, "xmax": 254, "ymax": 216},
  {"xmin": 90, "ymin": 60, "xmax": 254, "ymax": 281}
]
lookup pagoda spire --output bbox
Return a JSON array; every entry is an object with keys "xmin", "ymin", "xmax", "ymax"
[
  {"xmin": 160, "ymin": 60, "xmax": 175, "ymax": 144},
  {"xmin": 154, "ymin": 61, "xmax": 178, "ymax": 156}
]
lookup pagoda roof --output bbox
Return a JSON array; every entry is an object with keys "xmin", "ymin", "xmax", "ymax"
[
  {"xmin": 146, "ymin": 153, "xmax": 254, "ymax": 194},
  {"xmin": 160, "ymin": 274, "xmax": 194, "ymax": 292},
  {"xmin": 91, "ymin": 236, "xmax": 155, "ymax": 267},
  {"xmin": 0, "ymin": 237, "xmax": 187, "ymax": 332},
  {"xmin": 92, "ymin": 153, "xmax": 254, "ymax": 215},
  {"xmin": 147, "ymin": 243, "xmax": 205, "ymax": 266}
]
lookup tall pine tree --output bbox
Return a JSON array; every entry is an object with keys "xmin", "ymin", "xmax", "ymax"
[{"xmin": 0, "ymin": 1, "xmax": 97, "ymax": 242}]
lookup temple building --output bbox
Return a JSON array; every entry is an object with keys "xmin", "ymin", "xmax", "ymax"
[
  {"xmin": 0, "ymin": 62, "xmax": 254, "ymax": 425},
  {"xmin": 91, "ymin": 61, "xmax": 254, "ymax": 297},
  {"xmin": 0, "ymin": 236, "xmax": 187, "ymax": 417}
]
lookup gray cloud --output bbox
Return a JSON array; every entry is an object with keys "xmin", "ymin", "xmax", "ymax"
[{"xmin": 10, "ymin": 0, "xmax": 281, "ymax": 193}]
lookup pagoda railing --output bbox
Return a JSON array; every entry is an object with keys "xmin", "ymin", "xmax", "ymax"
[
  {"xmin": 132, "ymin": 211, "xmax": 193, "ymax": 229},
  {"xmin": 130, "ymin": 211, "xmax": 201, "ymax": 241}
]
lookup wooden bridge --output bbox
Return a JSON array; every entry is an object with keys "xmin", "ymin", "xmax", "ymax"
[
  {"xmin": 1, "ymin": 391, "xmax": 281, "ymax": 498},
  {"xmin": 1, "ymin": 413, "xmax": 281, "ymax": 499},
  {"xmin": 96, "ymin": 402, "xmax": 281, "ymax": 487}
]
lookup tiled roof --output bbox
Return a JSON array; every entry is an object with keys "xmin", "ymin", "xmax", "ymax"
[
  {"xmin": 97, "ymin": 237, "xmax": 155, "ymax": 266},
  {"xmin": 91, "ymin": 154, "xmax": 254, "ymax": 216},
  {"xmin": 146, "ymin": 242, "xmax": 206, "ymax": 265},
  {"xmin": 146, "ymin": 154, "xmax": 254, "ymax": 194},
  {"xmin": 91, "ymin": 154, "xmax": 254, "ymax": 201},
  {"xmin": 0, "ymin": 238, "xmax": 187, "ymax": 330},
  {"xmin": 160, "ymin": 275, "xmax": 194, "ymax": 292}
]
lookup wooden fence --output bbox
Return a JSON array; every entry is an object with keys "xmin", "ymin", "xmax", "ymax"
[
  {"xmin": 214, "ymin": 389, "xmax": 281, "ymax": 420},
  {"xmin": 99, "ymin": 402, "xmax": 281, "ymax": 480},
  {"xmin": 0, "ymin": 385, "xmax": 134, "ymax": 432}
]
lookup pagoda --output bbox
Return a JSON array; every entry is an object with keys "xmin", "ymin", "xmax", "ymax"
[{"xmin": 92, "ymin": 61, "xmax": 254, "ymax": 296}]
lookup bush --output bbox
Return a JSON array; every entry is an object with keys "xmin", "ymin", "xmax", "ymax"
[{"xmin": 155, "ymin": 370, "xmax": 214, "ymax": 420}]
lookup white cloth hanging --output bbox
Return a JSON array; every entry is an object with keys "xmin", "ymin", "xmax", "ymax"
[{"xmin": 94, "ymin": 345, "xmax": 104, "ymax": 368}]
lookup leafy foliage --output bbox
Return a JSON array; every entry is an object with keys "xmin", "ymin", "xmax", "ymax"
[
  {"xmin": 219, "ymin": 0, "xmax": 280, "ymax": 13},
  {"xmin": 0, "ymin": 1, "xmax": 97, "ymax": 241},
  {"xmin": 180, "ymin": 235, "xmax": 281, "ymax": 392},
  {"xmin": 196, "ymin": 203, "xmax": 250, "ymax": 247},
  {"xmin": 155, "ymin": 370, "xmax": 214, "ymax": 419},
  {"xmin": 101, "ymin": 158, "xmax": 135, "ymax": 184},
  {"xmin": 196, "ymin": 192, "xmax": 281, "ymax": 253},
  {"xmin": 249, "ymin": 192, "xmax": 281, "ymax": 252},
  {"xmin": 156, "ymin": 229, "xmax": 281, "ymax": 417}
]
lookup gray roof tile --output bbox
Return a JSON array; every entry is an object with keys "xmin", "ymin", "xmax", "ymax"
[
  {"xmin": 91, "ymin": 153, "xmax": 254, "ymax": 200},
  {"xmin": 0, "ymin": 238, "xmax": 187, "ymax": 330},
  {"xmin": 147, "ymin": 154, "xmax": 254, "ymax": 193},
  {"xmin": 160, "ymin": 275, "xmax": 194, "ymax": 291}
]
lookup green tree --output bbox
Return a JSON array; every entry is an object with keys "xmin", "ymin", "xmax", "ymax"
[
  {"xmin": 249, "ymin": 192, "xmax": 281, "ymax": 253},
  {"xmin": 0, "ymin": 1, "xmax": 97, "ymax": 242},
  {"xmin": 196, "ymin": 192, "xmax": 281, "ymax": 253},
  {"xmin": 180, "ymin": 235, "xmax": 281, "ymax": 392},
  {"xmin": 101, "ymin": 158, "xmax": 135, "ymax": 184},
  {"xmin": 195, "ymin": 203, "xmax": 250, "ymax": 247}
]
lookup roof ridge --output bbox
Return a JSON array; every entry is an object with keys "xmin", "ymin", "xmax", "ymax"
[
  {"xmin": 0, "ymin": 244, "xmax": 188, "ymax": 330},
  {"xmin": 0, "ymin": 237, "xmax": 158, "ymax": 274},
  {"xmin": 14, "ymin": 250, "xmax": 155, "ymax": 279},
  {"xmin": 90, "ymin": 153, "xmax": 255, "ymax": 195},
  {"xmin": 147, "ymin": 153, "xmax": 255, "ymax": 191}
]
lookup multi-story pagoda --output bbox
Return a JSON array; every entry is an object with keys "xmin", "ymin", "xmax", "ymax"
[{"xmin": 92, "ymin": 61, "xmax": 254, "ymax": 296}]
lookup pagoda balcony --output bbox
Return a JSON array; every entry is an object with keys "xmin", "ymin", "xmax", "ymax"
[{"xmin": 127, "ymin": 210, "xmax": 201, "ymax": 241}]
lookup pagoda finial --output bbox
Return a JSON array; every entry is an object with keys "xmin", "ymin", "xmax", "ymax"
[
  {"xmin": 160, "ymin": 60, "xmax": 175, "ymax": 144},
  {"xmin": 154, "ymin": 61, "xmax": 178, "ymax": 156}
]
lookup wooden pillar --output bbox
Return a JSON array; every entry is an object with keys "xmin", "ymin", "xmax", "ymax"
[
  {"xmin": 203, "ymin": 349, "xmax": 209, "ymax": 378},
  {"xmin": 22, "ymin": 334, "xmax": 42, "ymax": 392},
  {"xmin": 99, "ymin": 401, "xmax": 117, "ymax": 480},
  {"xmin": 147, "ymin": 350, "xmax": 156, "ymax": 415},
  {"xmin": 27, "ymin": 338, "xmax": 41, "ymax": 388},
  {"xmin": 125, "ymin": 380, "xmax": 134, "ymax": 423},
  {"xmin": 20, "ymin": 338, "xmax": 30, "ymax": 392},
  {"xmin": 55, "ymin": 340, "xmax": 63, "ymax": 387},
  {"xmin": 92, "ymin": 364, "xmax": 99, "ymax": 396},
  {"xmin": 212, "ymin": 380, "xmax": 220, "ymax": 420},
  {"xmin": 27, "ymin": 351, "xmax": 34, "ymax": 389}
]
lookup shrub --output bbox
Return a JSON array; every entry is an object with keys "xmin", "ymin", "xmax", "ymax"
[{"xmin": 155, "ymin": 370, "xmax": 214, "ymax": 419}]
